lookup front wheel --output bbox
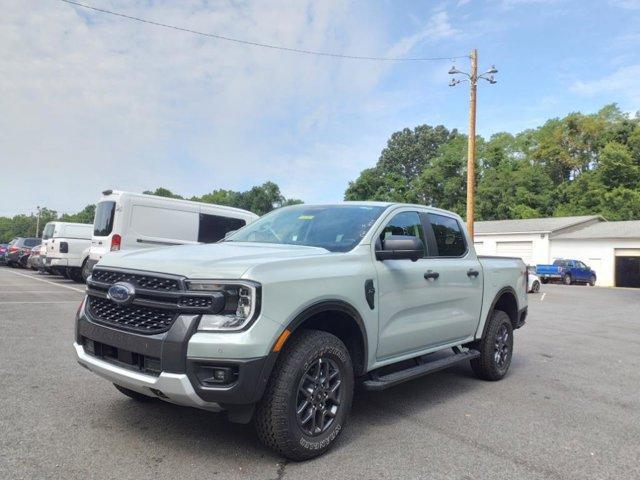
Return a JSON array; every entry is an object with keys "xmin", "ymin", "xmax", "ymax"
[
  {"xmin": 255, "ymin": 330, "xmax": 354, "ymax": 461},
  {"xmin": 588, "ymin": 275, "xmax": 596, "ymax": 286},
  {"xmin": 532, "ymin": 281, "xmax": 540, "ymax": 293},
  {"xmin": 471, "ymin": 310, "xmax": 514, "ymax": 381}
]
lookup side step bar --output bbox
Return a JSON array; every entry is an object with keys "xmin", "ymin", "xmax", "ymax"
[{"xmin": 362, "ymin": 350, "xmax": 480, "ymax": 391}]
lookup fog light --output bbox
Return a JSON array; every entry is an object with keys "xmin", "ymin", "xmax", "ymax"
[{"xmin": 196, "ymin": 365, "xmax": 237, "ymax": 386}]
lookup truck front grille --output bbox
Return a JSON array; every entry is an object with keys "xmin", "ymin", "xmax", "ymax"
[
  {"xmin": 90, "ymin": 269, "xmax": 181, "ymax": 291},
  {"xmin": 88, "ymin": 296, "xmax": 176, "ymax": 334}
]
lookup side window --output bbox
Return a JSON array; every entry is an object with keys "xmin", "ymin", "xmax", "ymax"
[
  {"xmin": 577, "ymin": 261, "xmax": 586, "ymax": 269},
  {"xmin": 198, "ymin": 214, "xmax": 247, "ymax": 243},
  {"xmin": 427, "ymin": 213, "xmax": 466, "ymax": 257},
  {"xmin": 379, "ymin": 211, "xmax": 426, "ymax": 257},
  {"xmin": 24, "ymin": 239, "xmax": 39, "ymax": 247}
]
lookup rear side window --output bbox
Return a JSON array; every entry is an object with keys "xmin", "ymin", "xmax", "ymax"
[
  {"xmin": 198, "ymin": 214, "xmax": 247, "ymax": 243},
  {"xmin": 94, "ymin": 201, "xmax": 115, "ymax": 236},
  {"xmin": 427, "ymin": 213, "xmax": 466, "ymax": 257},
  {"xmin": 379, "ymin": 211, "xmax": 427, "ymax": 257},
  {"xmin": 24, "ymin": 238, "xmax": 40, "ymax": 247}
]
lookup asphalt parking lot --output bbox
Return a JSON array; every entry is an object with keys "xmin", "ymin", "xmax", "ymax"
[{"xmin": 1, "ymin": 268, "xmax": 639, "ymax": 480}]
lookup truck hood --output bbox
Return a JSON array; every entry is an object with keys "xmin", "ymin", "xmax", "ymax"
[{"xmin": 96, "ymin": 242, "xmax": 330, "ymax": 279}]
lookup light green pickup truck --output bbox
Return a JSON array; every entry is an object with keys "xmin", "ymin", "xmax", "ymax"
[{"xmin": 74, "ymin": 202, "xmax": 528, "ymax": 460}]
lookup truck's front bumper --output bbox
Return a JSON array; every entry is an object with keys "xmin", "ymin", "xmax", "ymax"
[
  {"xmin": 75, "ymin": 307, "xmax": 277, "ymax": 417},
  {"xmin": 74, "ymin": 342, "xmax": 223, "ymax": 412}
]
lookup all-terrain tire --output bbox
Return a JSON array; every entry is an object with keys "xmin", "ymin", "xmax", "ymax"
[
  {"xmin": 254, "ymin": 330, "xmax": 354, "ymax": 461},
  {"xmin": 471, "ymin": 310, "xmax": 514, "ymax": 381},
  {"xmin": 113, "ymin": 383, "xmax": 155, "ymax": 402}
]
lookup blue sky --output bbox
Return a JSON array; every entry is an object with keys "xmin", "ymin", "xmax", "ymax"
[{"xmin": 1, "ymin": 0, "xmax": 639, "ymax": 215}]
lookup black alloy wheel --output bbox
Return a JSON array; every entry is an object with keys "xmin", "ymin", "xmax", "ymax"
[
  {"xmin": 493, "ymin": 323, "xmax": 511, "ymax": 370},
  {"xmin": 296, "ymin": 357, "xmax": 342, "ymax": 437}
]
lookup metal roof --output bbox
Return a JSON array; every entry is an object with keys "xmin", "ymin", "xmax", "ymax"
[
  {"xmin": 553, "ymin": 220, "xmax": 640, "ymax": 239},
  {"xmin": 474, "ymin": 215, "xmax": 602, "ymax": 235}
]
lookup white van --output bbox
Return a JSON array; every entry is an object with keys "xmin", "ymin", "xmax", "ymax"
[
  {"xmin": 42, "ymin": 221, "xmax": 93, "ymax": 282},
  {"xmin": 87, "ymin": 190, "xmax": 259, "ymax": 273}
]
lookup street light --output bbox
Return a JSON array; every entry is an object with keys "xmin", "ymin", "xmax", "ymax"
[{"xmin": 448, "ymin": 50, "xmax": 498, "ymax": 237}]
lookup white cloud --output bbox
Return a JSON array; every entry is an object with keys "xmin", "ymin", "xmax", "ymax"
[
  {"xmin": 571, "ymin": 64, "xmax": 640, "ymax": 103},
  {"xmin": 2, "ymin": 0, "xmax": 456, "ymax": 215},
  {"xmin": 387, "ymin": 11, "xmax": 458, "ymax": 58}
]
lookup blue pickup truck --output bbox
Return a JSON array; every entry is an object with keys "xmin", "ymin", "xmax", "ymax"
[{"xmin": 536, "ymin": 259, "xmax": 597, "ymax": 286}]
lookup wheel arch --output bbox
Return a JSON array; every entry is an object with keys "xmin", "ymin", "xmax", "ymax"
[
  {"xmin": 283, "ymin": 300, "xmax": 368, "ymax": 376},
  {"xmin": 482, "ymin": 287, "xmax": 519, "ymax": 336}
]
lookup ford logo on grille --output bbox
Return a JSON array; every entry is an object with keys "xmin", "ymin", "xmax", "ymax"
[{"xmin": 107, "ymin": 282, "xmax": 136, "ymax": 305}]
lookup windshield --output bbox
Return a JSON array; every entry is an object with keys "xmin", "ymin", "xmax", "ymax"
[
  {"xmin": 94, "ymin": 201, "xmax": 116, "ymax": 236},
  {"xmin": 225, "ymin": 204, "xmax": 386, "ymax": 252},
  {"xmin": 42, "ymin": 223, "xmax": 55, "ymax": 240}
]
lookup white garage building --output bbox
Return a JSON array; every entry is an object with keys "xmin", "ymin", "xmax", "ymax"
[{"xmin": 474, "ymin": 216, "xmax": 640, "ymax": 288}]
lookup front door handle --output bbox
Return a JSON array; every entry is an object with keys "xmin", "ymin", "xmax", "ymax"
[
  {"xmin": 424, "ymin": 271, "xmax": 440, "ymax": 280},
  {"xmin": 467, "ymin": 269, "xmax": 480, "ymax": 278}
]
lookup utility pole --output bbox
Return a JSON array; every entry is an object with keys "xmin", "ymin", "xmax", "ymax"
[
  {"xmin": 448, "ymin": 50, "xmax": 497, "ymax": 237},
  {"xmin": 35, "ymin": 206, "xmax": 41, "ymax": 238}
]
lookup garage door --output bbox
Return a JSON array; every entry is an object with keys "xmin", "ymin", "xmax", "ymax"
[
  {"xmin": 496, "ymin": 241, "xmax": 534, "ymax": 265},
  {"xmin": 615, "ymin": 249, "xmax": 640, "ymax": 288}
]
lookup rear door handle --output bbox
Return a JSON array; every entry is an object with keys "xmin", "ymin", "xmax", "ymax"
[
  {"xmin": 467, "ymin": 269, "xmax": 480, "ymax": 278},
  {"xmin": 424, "ymin": 271, "xmax": 440, "ymax": 280}
]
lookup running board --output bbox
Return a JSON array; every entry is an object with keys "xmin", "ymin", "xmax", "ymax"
[{"xmin": 362, "ymin": 350, "xmax": 480, "ymax": 391}]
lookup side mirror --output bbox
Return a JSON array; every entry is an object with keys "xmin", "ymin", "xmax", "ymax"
[{"xmin": 376, "ymin": 235, "xmax": 424, "ymax": 262}]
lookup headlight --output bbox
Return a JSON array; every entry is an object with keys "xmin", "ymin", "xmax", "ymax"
[{"xmin": 187, "ymin": 280, "xmax": 260, "ymax": 332}]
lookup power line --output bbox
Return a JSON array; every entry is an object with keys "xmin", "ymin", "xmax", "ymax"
[{"xmin": 58, "ymin": 0, "xmax": 469, "ymax": 62}]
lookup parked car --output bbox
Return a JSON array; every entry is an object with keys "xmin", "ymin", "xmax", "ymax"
[
  {"xmin": 536, "ymin": 259, "xmax": 596, "ymax": 286},
  {"xmin": 5, "ymin": 237, "xmax": 41, "ymax": 267},
  {"xmin": 42, "ymin": 221, "xmax": 93, "ymax": 283},
  {"xmin": 0, "ymin": 243, "xmax": 8, "ymax": 265},
  {"xmin": 27, "ymin": 244, "xmax": 46, "ymax": 271},
  {"xmin": 86, "ymin": 190, "xmax": 259, "ymax": 276},
  {"xmin": 75, "ymin": 202, "xmax": 528, "ymax": 461},
  {"xmin": 527, "ymin": 266, "xmax": 541, "ymax": 293}
]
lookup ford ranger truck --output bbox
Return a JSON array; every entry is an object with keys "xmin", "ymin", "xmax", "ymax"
[{"xmin": 74, "ymin": 202, "xmax": 528, "ymax": 461}]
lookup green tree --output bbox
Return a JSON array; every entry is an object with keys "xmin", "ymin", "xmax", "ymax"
[
  {"xmin": 345, "ymin": 124, "xmax": 458, "ymax": 203},
  {"xmin": 599, "ymin": 141, "xmax": 640, "ymax": 189},
  {"xmin": 142, "ymin": 187, "xmax": 184, "ymax": 199}
]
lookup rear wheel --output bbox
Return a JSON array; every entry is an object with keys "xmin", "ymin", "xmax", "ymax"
[
  {"xmin": 563, "ymin": 274, "xmax": 572, "ymax": 285},
  {"xmin": 81, "ymin": 258, "xmax": 92, "ymax": 282},
  {"xmin": 541, "ymin": 278, "xmax": 549, "ymax": 284},
  {"xmin": 67, "ymin": 267, "xmax": 84, "ymax": 283},
  {"xmin": 471, "ymin": 310, "xmax": 513, "ymax": 381},
  {"xmin": 255, "ymin": 330, "xmax": 353, "ymax": 461},
  {"xmin": 113, "ymin": 384, "xmax": 155, "ymax": 402}
]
